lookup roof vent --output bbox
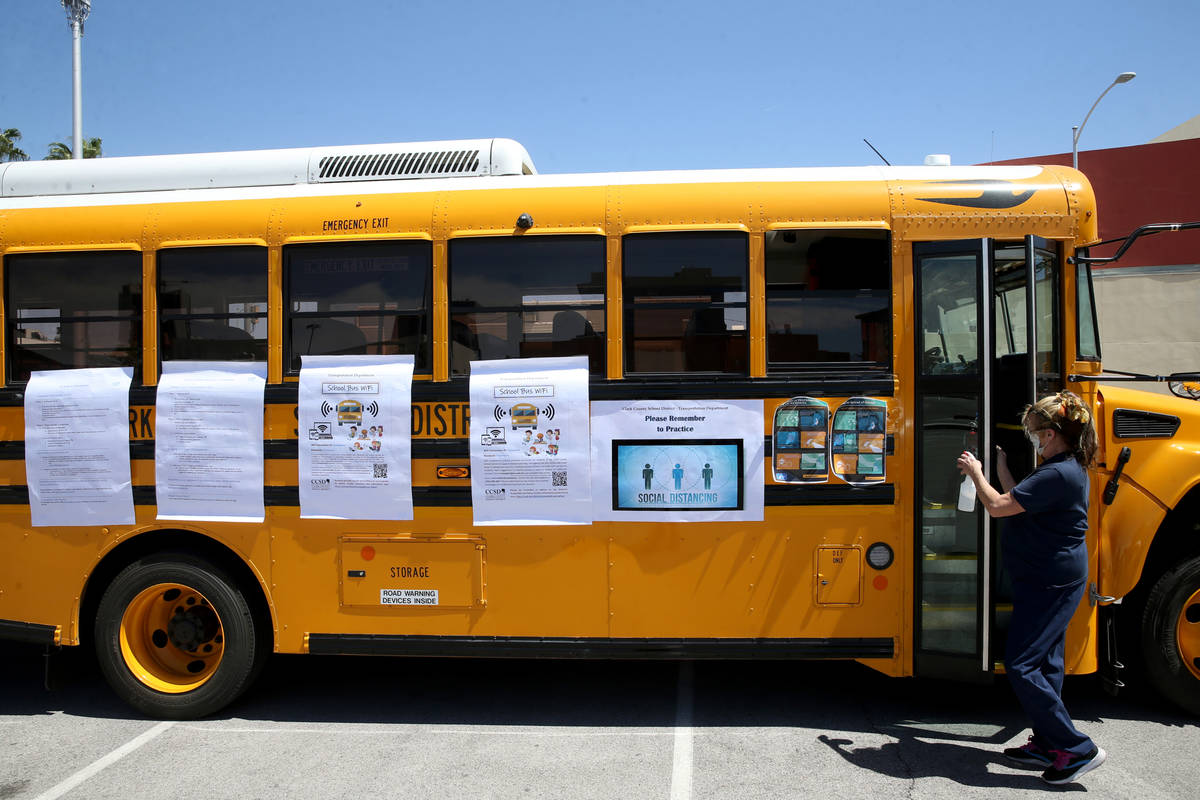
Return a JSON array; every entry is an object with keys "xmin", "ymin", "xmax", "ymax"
[
  {"xmin": 307, "ymin": 139, "xmax": 535, "ymax": 183},
  {"xmin": 924, "ymin": 154, "xmax": 952, "ymax": 166},
  {"xmin": 314, "ymin": 149, "xmax": 481, "ymax": 181}
]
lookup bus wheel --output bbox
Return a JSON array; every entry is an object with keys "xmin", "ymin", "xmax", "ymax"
[
  {"xmin": 1141, "ymin": 554, "xmax": 1200, "ymax": 715},
  {"xmin": 95, "ymin": 553, "xmax": 266, "ymax": 720}
]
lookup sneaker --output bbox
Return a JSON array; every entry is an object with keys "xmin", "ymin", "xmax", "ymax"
[
  {"xmin": 1042, "ymin": 746, "xmax": 1106, "ymax": 785},
  {"xmin": 1003, "ymin": 737, "xmax": 1053, "ymax": 769}
]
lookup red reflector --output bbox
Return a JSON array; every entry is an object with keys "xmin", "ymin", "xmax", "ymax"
[
  {"xmin": 873, "ymin": 575, "xmax": 888, "ymax": 591},
  {"xmin": 361, "ymin": 546, "xmax": 376, "ymax": 561}
]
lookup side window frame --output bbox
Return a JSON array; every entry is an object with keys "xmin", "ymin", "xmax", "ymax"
[
  {"xmin": 621, "ymin": 230, "xmax": 750, "ymax": 377},
  {"xmin": 1074, "ymin": 256, "xmax": 1102, "ymax": 362},
  {"xmin": 764, "ymin": 228, "xmax": 892, "ymax": 374},
  {"xmin": 4, "ymin": 249, "xmax": 143, "ymax": 384},
  {"xmin": 447, "ymin": 234, "xmax": 607, "ymax": 376},
  {"xmin": 282, "ymin": 239, "xmax": 434, "ymax": 376},
  {"xmin": 157, "ymin": 244, "xmax": 268, "ymax": 364}
]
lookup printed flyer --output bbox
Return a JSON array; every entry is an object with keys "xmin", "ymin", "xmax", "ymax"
[
  {"xmin": 772, "ymin": 396, "xmax": 831, "ymax": 484},
  {"xmin": 591, "ymin": 399, "xmax": 765, "ymax": 522},
  {"xmin": 155, "ymin": 361, "xmax": 267, "ymax": 523},
  {"xmin": 298, "ymin": 355, "xmax": 413, "ymax": 520},
  {"xmin": 830, "ymin": 396, "xmax": 888, "ymax": 485},
  {"xmin": 468, "ymin": 357, "xmax": 591, "ymax": 526},
  {"xmin": 24, "ymin": 367, "xmax": 135, "ymax": 527}
]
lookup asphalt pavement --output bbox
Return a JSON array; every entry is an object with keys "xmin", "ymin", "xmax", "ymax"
[{"xmin": 1, "ymin": 639, "xmax": 1196, "ymax": 799}]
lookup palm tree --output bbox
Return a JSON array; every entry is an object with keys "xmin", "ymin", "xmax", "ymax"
[
  {"xmin": 44, "ymin": 137, "xmax": 103, "ymax": 160},
  {"xmin": 1, "ymin": 128, "xmax": 30, "ymax": 162}
]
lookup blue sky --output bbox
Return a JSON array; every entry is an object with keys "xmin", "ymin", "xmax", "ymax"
[{"xmin": 3, "ymin": 0, "xmax": 1195, "ymax": 172}]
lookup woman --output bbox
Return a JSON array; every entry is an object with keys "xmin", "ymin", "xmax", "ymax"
[{"xmin": 956, "ymin": 391, "xmax": 1105, "ymax": 785}]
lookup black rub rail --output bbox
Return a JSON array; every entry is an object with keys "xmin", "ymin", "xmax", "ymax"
[{"xmin": 306, "ymin": 634, "xmax": 895, "ymax": 660}]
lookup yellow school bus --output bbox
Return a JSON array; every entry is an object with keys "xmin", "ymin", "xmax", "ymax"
[
  {"xmin": 1, "ymin": 138, "xmax": 1197, "ymax": 719},
  {"xmin": 509, "ymin": 403, "xmax": 539, "ymax": 430},
  {"xmin": 336, "ymin": 399, "xmax": 363, "ymax": 426}
]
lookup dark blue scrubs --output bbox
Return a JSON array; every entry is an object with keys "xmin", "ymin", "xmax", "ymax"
[{"xmin": 1003, "ymin": 452, "xmax": 1095, "ymax": 757}]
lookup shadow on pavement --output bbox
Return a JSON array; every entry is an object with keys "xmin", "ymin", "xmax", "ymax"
[
  {"xmin": 3, "ymin": 638, "xmax": 1195, "ymax": 740},
  {"xmin": 817, "ymin": 734, "xmax": 1084, "ymax": 792}
]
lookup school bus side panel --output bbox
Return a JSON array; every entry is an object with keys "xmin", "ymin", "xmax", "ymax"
[
  {"xmin": 1097, "ymin": 385, "xmax": 1200, "ymax": 599},
  {"xmin": 266, "ymin": 510, "xmax": 614, "ymax": 652}
]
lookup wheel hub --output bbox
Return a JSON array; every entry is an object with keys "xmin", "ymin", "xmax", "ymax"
[
  {"xmin": 167, "ymin": 606, "xmax": 219, "ymax": 651},
  {"xmin": 118, "ymin": 582, "xmax": 226, "ymax": 693}
]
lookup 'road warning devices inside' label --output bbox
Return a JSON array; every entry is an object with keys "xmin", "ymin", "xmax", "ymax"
[{"xmin": 380, "ymin": 589, "xmax": 439, "ymax": 605}]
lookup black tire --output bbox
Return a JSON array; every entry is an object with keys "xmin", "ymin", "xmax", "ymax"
[
  {"xmin": 1140, "ymin": 554, "xmax": 1200, "ymax": 716},
  {"xmin": 94, "ymin": 552, "xmax": 268, "ymax": 719}
]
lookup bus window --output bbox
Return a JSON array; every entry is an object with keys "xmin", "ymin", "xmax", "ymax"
[
  {"xmin": 623, "ymin": 232, "xmax": 748, "ymax": 375},
  {"xmin": 992, "ymin": 241, "xmax": 1062, "ymax": 397},
  {"xmin": 919, "ymin": 254, "xmax": 980, "ymax": 375},
  {"xmin": 765, "ymin": 230, "xmax": 890, "ymax": 371},
  {"xmin": 4, "ymin": 250, "xmax": 142, "ymax": 383},
  {"xmin": 284, "ymin": 240, "xmax": 432, "ymax": 374},
  {"xmin": 1076, "ymin": 260, "xmax": 1101, "ymax": 361},
  {"xmin": 448, "ymin": 236, "xmax": 605, "ymax": 375},
  {"xmin": 158, "ymin": 246, "xmax": 267, "ymax": 363}
]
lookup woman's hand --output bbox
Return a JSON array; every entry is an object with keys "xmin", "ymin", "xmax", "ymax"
[
  {"xmin": 956, "ymin": 448, "xmax": 1026, "ymax": 517},
  {"xmin": 957, "ymin": 450, "xmax": 983, "ymax": 480},
  {"xmin": 995, "ymin": 445, "xmax": 1016, "ymax": 492}
]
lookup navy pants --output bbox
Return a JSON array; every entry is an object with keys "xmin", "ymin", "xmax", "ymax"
[{"xmin": 1005, "ymin": 576, "xmax": 1095, "ymax": 756}]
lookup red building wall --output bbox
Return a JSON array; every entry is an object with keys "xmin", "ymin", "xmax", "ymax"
[{"xmin": 990, "ymin": 138, "xmax": 1200, "ymax": 269}]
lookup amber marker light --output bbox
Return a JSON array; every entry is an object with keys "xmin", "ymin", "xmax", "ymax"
[{"xmin": 437, "ymin": 465, "xmax": 470, "ymax": 479}]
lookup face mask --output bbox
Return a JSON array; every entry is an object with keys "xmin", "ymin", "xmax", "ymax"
[{"xmin": 1027, "ymin": 430, "xmax": 1044, "ymax": 456}]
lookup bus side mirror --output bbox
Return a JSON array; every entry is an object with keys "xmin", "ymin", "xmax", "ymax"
[{"xmin": 1167, "ymin": 375, "xmax": 1200, "ymax": 400}]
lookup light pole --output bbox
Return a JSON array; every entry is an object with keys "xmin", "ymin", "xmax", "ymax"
[
  {"xmin": 1072, "ymin": 71, "xmax": 1136, "ymax": 169},
  {"xmin": 62, "ymin": 0, "xmax": 91, "ymax": 160}
]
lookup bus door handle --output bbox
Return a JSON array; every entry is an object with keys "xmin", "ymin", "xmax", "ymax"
[
  {"xmin": 1102, "ymin": 447, "xmax": 1132, "ymax": 505},
  {"xmin": 1090, "ymin": 582, "xmax": 1117, "ymax": 607}
]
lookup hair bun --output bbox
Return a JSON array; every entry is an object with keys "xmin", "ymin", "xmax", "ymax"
[{"xmin": 1056, "ymin": 391, "xmax": 1091, "ymax": 425}]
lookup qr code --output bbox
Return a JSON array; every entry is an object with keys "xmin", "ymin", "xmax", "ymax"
[
  {"xmin": 552, "ymin": 471, "xmax": 567, "ymax": 487},
  {"xmin": 373, "ymin": 463, "xmax": 388, "ymax": 478}
]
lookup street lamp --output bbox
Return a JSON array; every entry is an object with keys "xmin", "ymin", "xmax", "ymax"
[
  {"xmin": 1072, "ymin": 71, "xmax": 1136, "ymax": 169},
  {"xmin": 62, "ymin": 0, "xmax": 92, "ymax": 160}
]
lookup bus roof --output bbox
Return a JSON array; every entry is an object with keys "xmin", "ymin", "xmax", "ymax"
[
  {"xmin": 0, "ymin": 139, "xmax": 1073, "ymax": 204},
  {"xmin": 0, "ymin": 138, "xmax": 537, "ymax": 199}
]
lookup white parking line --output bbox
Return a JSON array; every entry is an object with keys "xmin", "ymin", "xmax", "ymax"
[
  {"xmin": 32, "ymin": 721, "xmax": 176, "ymax": 800},
  {"xmin": 182, "ymin": 726, "xmax": 673, "ymax": 736},
  {"xmin": 177, "ymin": 725, "xmax": 798, "ymax": 739},
  {"xmin": 669, "ymin": 661, "xmax": 694, "ymax": 800}
]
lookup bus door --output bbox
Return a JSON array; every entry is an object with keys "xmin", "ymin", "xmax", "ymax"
[
  {"xmin": 913, "ymin": 237, "xmax": 1062, "ymax": 681},
  {"xmin": 988, "ymin": 237, "xmax": 1063, "ymax": 662}
]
